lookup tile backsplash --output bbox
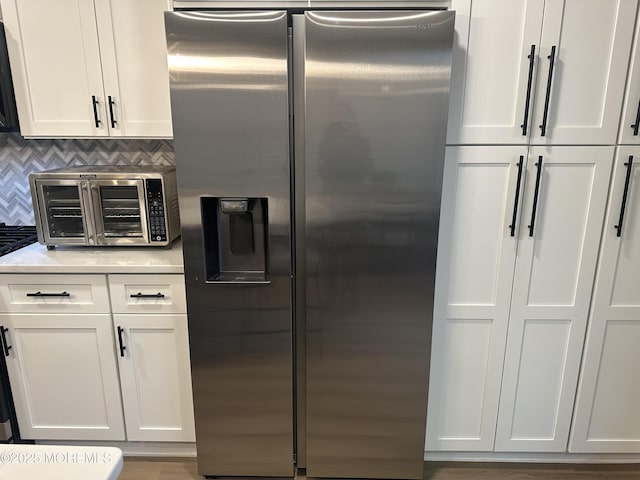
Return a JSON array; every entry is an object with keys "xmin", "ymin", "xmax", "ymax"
[{"xmin": 0, "ymin": 132, "xmax": 174, "ymax": 225}]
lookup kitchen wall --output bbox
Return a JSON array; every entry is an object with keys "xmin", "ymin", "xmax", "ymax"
[{"xmin": 0, "ymin": 132, "xmax": 174, "ymax": 225}]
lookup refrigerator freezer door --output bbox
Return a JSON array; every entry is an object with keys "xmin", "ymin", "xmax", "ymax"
[
  {"xmin": 165, "ymin": 10, "xmax": 293, "ymax": 477},
  {"xmin": 302, "ymin": 10, "xmax": 454, "ymax": 479}
]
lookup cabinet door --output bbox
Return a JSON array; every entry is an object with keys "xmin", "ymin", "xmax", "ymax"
[
  {"xmin": 1, "ymin": 314, "xmax": 124, "ymax": 440},
  {"xmin": 115, "ymin": 314, "xmax": 195, "ymax": 442},
  {"xmin": 0, "ymin": 0, "xmax": 108, "ymax": 137},
  {"xmin": 446, "ymin": 0, "xmax": 545, "ymax": 145},
  {"xmin": 426, "ymin": 146, "xmax": 526, "ymax": 451},
  {"xmin": 530, "ymin": 0, "xmax": 637, "ymax": 145},
  {"xmin": 619, "ymin": 16, "xmax": 640, "ymax": 145},
  {"xmin": 570, "ymin": 147, "xmax": 640, "ymax": 453},
  {"xmin": 495, "ymin": 146, "xmax": 613, "ymax": 452},
  {"xmin": 94, "ymin": 0, "xmax": 173, "ymax": 137}
]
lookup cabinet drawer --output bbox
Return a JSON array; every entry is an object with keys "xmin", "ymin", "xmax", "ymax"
[
  {"xmin": 108, "ymin": 275, "xmax": 186, "ymax": 314},
  {"xmin": 0, "ymin": 274, "xmax": 110, "ymax": 313}
]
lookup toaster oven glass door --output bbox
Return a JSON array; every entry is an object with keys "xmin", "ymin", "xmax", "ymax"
[
  {"xmin": 91, "ymin": 179, "xmax": 149, "ymax": 244},
  {"xmin": 36, "ymin": 181, "xmax": 90, "ymax": 244}
]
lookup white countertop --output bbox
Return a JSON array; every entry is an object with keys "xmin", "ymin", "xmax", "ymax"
[
  {"xmin": 0, "ymin": 445, "xmax": 122, "ymax": 480},
  {"xmin": 0, "ymin": 240, "xmax": 184, "ymax": 274}
]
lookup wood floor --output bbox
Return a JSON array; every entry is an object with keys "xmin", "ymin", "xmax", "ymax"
[{"xmin": 119, "ymin": 458, "xmax": 640, "ymax": 480}]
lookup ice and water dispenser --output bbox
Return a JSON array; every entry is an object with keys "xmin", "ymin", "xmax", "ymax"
[{"xmin": 201, "ymin": 197, "xmax": 269, "ymax": 283}]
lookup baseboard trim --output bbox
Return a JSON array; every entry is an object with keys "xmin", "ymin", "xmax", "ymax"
[
  {"xmin": 36, "ymin": 440, "xmax": 197, "ymax": 457},
  {"xmin": 425, "ymin": 451, "xmax": 640, "ymax": 463}
]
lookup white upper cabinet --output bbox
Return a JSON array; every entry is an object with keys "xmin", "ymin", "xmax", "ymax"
[
  {"xmin": 447, "ymin": 0, "xmax": 545, "ymax": 144},
  {"xmin": 447, "ymin": 0, "xmax": 637, "ymax": 145},
  {"xmin": 1, "ymin": 0, "xmax": 107, "ymax": 137},
  {"xmin": 570, "ymin": 147, "xmax": 640, "ymax": 453},
  {"xmin": 94, "ymin": 0, "xmax": 173, "ymax": 137},
  {"xmin": 530, "ymin": 0, "xmax": 637, "ymax": 145},
  {"xmin": 1, "ymin": 0, "xmax": 173, "ymax": 138},
  {"xmin": 495, "ymin": 146, "xmax": 614, "ymax": 452},
  {"xmin": 426, "ymin": 146, "xmax": 525, "ymax": 451},
  {"xmin": 619, "ymin": 11, "xmax": 640, "ymax": 144}
]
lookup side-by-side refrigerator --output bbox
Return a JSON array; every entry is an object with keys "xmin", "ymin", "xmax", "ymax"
[{"xmin": 165, "ymin": 8, "xmax": 454, "ymax": 479}]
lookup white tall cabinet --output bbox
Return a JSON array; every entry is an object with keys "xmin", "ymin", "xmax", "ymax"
[
  {"xmin": 0, "ymin": 0, "xmax": 173, "ymax": 137},
  {"xmin": 494, "ymin": 147, "xmax": 613, "ymax": 452},
  {"xmin": 429, "ymin": 0, "xmax": 637, "ymax": 454},
  {"xmin": 446, "ymin": 0, "xmax": 545, "ymax": 144},
  {"xmin": 427, "ymin": 147, "xmax": 614, "ymax": 452},
  {"xmin": 570, "ymin": 148, "xmax": 640, "ymax": 453},
  {"xmin": 446, "ymin": 0, "xmax": 636, "ymax": 145},
  {"xmin": 426, "ymin": 147, "xmax": 524, "ymax": 451}
]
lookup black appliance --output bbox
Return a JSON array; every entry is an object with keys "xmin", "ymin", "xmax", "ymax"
[{"xmin": 0, "ymin": 22, "xmax": 19, "ymax": 132}]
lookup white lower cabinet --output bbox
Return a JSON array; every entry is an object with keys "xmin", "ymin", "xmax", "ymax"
[
  {"xmin": 0, "ymin": 273, "xmax": 194, "ymax": 443},
  {"xmin": 0, "ymin": 313, "xmax": 125, "ymax": 441},
  {"xmin": 115, "ymin": 314, "xmax": 195, "ymax": 442},
  {"xmin": 570, "ymin": 147, "xmax": 640, "ymax": 453}
]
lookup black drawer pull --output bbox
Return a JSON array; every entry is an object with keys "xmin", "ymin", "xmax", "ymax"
[
  {"xmin": 521, "ymin": 45, "xmax": 536, "ymax": 136},
  {"xmin": 615, "ymin": 156, "xmax": 634, "ymax": 238},
  {"xmin": 117, "ymin": 326, "xmax": 126, "ymax": 357},
  {"xmin": 130, "ymin": 292, "xmax": 165, "ymax": 299},
  {"xmin": 539, "ymin": 45, "xmax": 556, "ymax": 137},
  {"xmin": 509, "ymin": 156, "xmax": 525, "ymax": 237},
  {"xmin": 0, "ymin": 326, "xmax": 11, "ymax": 357},
  {"xmin": 26, "ymin": 291, "xmax": 70, "ymax": 297},
  {"xmin": 528, "ymin": 156, "xmax": 544, "ymax": 237},
  {"xmin": 91, "ymin": 95, "xmax": 101, "ymax": 128},
  {"xmin": 631, "ymin": 100, "xmax": 640, "ymax": 136}
]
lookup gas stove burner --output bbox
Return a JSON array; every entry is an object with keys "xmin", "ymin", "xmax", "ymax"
[{"xmin": 0, "ymin": 224, "xmax": 38, "ymax": 257}]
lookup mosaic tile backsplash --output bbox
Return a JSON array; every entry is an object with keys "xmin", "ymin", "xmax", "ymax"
[{"xmin": 0, "ymin": 132, "xmax": 174, "ymax": 225}]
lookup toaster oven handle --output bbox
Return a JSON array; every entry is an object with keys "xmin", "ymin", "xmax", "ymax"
[
  {"xmin": 90, "ymin": 183, "xmax": 106, "ymax": 244},
  {"xmin": 81, "ymin": 182, "xmax": 97, "ymax": 245}
]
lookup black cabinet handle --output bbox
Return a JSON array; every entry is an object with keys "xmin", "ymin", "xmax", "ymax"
[
  {"xmin": 615, "ymin": 156, "xmax": 634, "ymax": 238},
  {"xmin": 26, "ymin": 291, "xmax": 70, "ymax": 297},
  {"xmin": 521, "ymin": 45, "xmax": 536, "ymax": 136},
  {"xmin": 108, "ymin": 96, "xmax": 117, "ymax": 129},
  {"xmin": 91, "ymin": 95, "xmax": 101, "ymax": 128},
  {"xmin": 539, "ymin": 46, "xmax": 557, "ymax": 137},
  {"xmin": 0, "ymin": 326, "xmax": 10, "ymax": 357},
  {"xmin": 528, "ymin": 156, "xmax": 544, "ymax": 237},
  {"xmin": 509, "ymin": 156, "xmax": 525, "ymax": 237},
  {"xmin": 117, "ymin": 326, "xmax": 126, "ymax": 357},
  {"xmin": 130, "ymin": 292, "xmax": 165, "ymax": 299},
  {"xmin": 631, "ymin": 100, "xmax": 640, "ymax": 136}
]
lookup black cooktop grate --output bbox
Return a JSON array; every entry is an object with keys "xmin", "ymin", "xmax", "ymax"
[{"xmin": 0, "ymin": 223, "xmax": 38, "ymax": 257}]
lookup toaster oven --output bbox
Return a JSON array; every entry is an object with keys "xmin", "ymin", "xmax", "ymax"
[{"xmin": 30, "ymin": 166, "xmax": 180, "ymax": 247}]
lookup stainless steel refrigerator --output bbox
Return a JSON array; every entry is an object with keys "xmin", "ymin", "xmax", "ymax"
[{"xmin": 165, "ymin": 7, "xmax": 454, "ymax": 479}]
